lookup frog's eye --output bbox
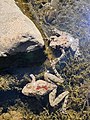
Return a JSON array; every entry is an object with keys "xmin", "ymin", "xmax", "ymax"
[
  {"xmin": 55, "ymin": 33, "xmax": 61, "ymax": 37},
  {"xmin": 51, "ymin": 37, "xmax": 54, "ymax": 40}
]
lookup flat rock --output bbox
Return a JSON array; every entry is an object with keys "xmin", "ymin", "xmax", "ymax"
[{"xmin": 0, "ymin": 0, "xmax": 44, "ymax": 56}]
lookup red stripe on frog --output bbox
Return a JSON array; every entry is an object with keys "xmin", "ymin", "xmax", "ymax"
[{"xmin": 36, "ymin": 85, "xmax": 48, "ymax": 91}]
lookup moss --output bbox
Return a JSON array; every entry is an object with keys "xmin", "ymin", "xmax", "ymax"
[{"xmin": 0, "ymin": 75, "xmax": 16, "ymax": 90}]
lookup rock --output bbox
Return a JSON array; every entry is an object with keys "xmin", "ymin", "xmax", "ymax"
[
  {"xmin": 0, "ymin": 0, "xmax": 44, "ymax": 56},
  {"xmin": 50, "ymin": 28, "xmax": 81, "ymax": 57}
]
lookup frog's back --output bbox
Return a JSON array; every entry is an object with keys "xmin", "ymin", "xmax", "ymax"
[{"xmin": 35, "ymin": 80, "xmax": 57, "ymax": 95}]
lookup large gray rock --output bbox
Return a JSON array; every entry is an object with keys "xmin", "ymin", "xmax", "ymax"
[{"xmin": 0, "ymin": 0, "xmax": 44, "ymax": 56}]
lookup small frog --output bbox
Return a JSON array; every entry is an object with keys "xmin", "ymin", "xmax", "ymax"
[
  {"xmin": 50, "ymin": 28, "xmax": 81, "ymax": 57},
  {"xmin": 22, "ymin": 71, "xmax": 69, "ymax": 108}
]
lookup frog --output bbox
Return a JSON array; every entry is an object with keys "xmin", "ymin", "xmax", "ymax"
[
  {"xmin": 50, "ymin": 28, "xmax": 81, "ymax": 57},
  {"xmin": 22, "ymin": 71, "xmax": 69, "ymax": 109}
]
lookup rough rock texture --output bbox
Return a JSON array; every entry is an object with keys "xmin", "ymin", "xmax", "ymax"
[{"xmin": 0, "ymin": 0, "xmax": 44, "ymax": 56}]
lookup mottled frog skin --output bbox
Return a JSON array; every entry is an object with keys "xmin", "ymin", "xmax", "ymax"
[
  {"xmin": 22, "ymin": 72, "xmax": 69, "ymax": 108},
  {"xmin": 50, "ymin": 28, "xmax": 81, "ymax": 57}
]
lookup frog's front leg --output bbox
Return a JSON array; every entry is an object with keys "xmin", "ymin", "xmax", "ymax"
[
  {"xmin": 50, "ymin": 48, "xmax": 65, "ymax": 79},
  {"xmin": 49, "ymin": 88, "xmax": 69, "ymax": 107}
]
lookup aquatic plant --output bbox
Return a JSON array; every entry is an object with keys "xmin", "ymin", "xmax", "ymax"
[{"xmin": 0, "ymin": 75, "xmax": 16, "ymax": 90}]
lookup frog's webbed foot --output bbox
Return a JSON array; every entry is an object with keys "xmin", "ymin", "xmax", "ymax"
[{"xmin": 49, "ymin": 88, "xmax": 69, "ymax": 107}]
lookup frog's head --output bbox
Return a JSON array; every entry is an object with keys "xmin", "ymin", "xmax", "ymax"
[
  {"xmin": 22, "ymin": 82, "xmax": 37, "ymax": 96},
  {"xmin": 50, "ymin": 28, "xmax": 74, "ymax": 48},
  {"xmin": 50, "ymin": 35, "xmax": 70, "ymax": 48},
  {"xmin": 22, "ymin": 74, "xmax": 37, "ymax": 96}
]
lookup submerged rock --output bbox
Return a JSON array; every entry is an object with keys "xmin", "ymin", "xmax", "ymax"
[{"xmin": 0, "ymin": 0, "xmax": 44, "ymax": 56}]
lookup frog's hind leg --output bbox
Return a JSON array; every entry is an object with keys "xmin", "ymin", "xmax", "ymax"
[
  {"xmin": 62, "ymin": 94, "xmax": 69, "ymax": 112},
  {"xmin": 44, "ymin": 72, "xmax": 64, "ymax": 84},
  {"xmin": 49, "ymin": 88, "xmax": 69, "ymax": 107}
]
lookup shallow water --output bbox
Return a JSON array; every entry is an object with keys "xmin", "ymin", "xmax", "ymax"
[{"xmin": 50, "ymin": 0, "xmax": 90, "ymax": 60}]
